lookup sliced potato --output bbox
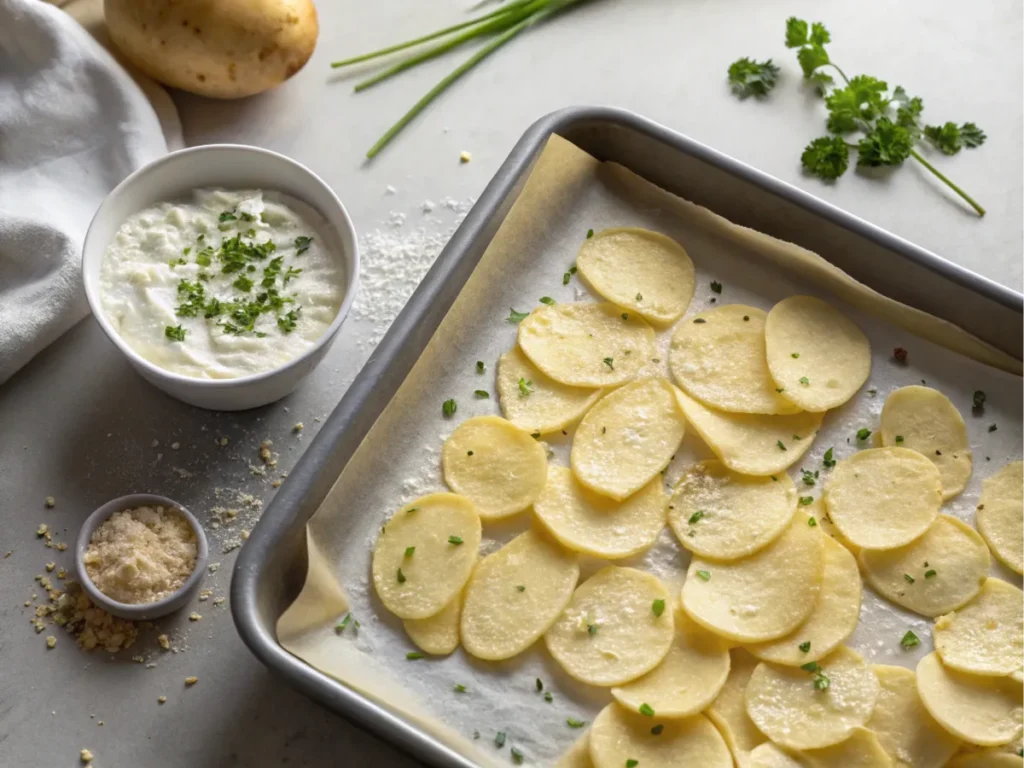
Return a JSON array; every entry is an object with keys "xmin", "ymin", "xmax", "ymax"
[
  {"xmin": 588, "ymin": 706, "xmax": 732, "ymax": 768},
  {"xmin": 934, "ymin": 578, "xmax": 1024, "ymax": 677},
  {"xmin": 977, "ymin": 461, "xmax": 1024, "ymax": 575},
  {"xmin": 496, "ymin": 347, "xmax": 602, "ymax": 435}
]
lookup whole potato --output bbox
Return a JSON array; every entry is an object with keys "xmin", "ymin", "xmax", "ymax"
[{"xmin": 105, "ymin": 0, "xmax": 318, "ymax": 99}]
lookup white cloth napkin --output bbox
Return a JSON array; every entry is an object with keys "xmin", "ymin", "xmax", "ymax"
[{"xmin": 0, "ymin": 0, "xmax": 172, "ymax": 384}]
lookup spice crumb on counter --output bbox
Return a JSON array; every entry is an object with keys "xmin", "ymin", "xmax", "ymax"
[
  {"xmin": 293, "ymin": 422, "xmax": 304, "ymax": 433},
  {"xmin": 459, "ymin": 151, "xmax": 472, "ymax": 163},
  {"xmin": 80, "ymin": 748, "xmax": 94, "ymax": 763},
  {"xmin": 157, "ymin": 634, "xmax": 170, "ymax": 650},
  {"xmin": 45, "ymin": 635, "xmax": 56, "ymax": 649},
  {"xmin": 45, "ymin": 496, "xmax": 55, "ymax": 508},
  {"xmin": 184, "ymin": 676, "xmax": 198, "ymax": 686},
  {"xmin": 188, "ymin": 612, "xmax": 202, "ymax": 622},
  {"xmin": 157, "ymin": 696, "xmax": 167, "ymax": 704}
]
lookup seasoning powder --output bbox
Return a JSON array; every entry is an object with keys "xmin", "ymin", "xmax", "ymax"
[{"xmin": 83, "ymin": 506, "xmax": 197, "ymax": 604}]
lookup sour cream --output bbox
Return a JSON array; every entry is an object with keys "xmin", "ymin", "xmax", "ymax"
[{"xmin": 100, "ymin": 189, "xmax": 343, "ymax": 379}]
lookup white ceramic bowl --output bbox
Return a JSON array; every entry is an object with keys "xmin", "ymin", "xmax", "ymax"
[
  {"xmin": 82, "ymin": 144, "xmax": 358, "ymax": 411},
  {"xmin": 75, "ymin": 494, "xmax": 209, "ymax": 621}
]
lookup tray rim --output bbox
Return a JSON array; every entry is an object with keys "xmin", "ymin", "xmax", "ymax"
[{"xmin": 231, "ymin": 105, "xmax": 1024, "ymax": 768}]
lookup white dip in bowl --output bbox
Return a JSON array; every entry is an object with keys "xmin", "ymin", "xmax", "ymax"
[{"xmin": 100, "ymin": 188, "xmax": 343, "ymax": 380}]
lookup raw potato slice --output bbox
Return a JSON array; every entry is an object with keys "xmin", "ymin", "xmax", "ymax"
[
  {"xmin": 371, "ymin": 494, "xmax": 481, "ymax": 620},
  {"xmin": 803, "ymin": 727, "xmax": 893, "ymax": 768},
  {"xmin": 588, "ymin": 706, "xmax": 732, "ymax": 768},
  {"xmin": 673, "ymin": 387, "xmax": 824, "ymax": 476},
  {"xmin": 576, "ymin": 227, "xmax": 696, "ymax": 325},
  {"xmin": 518, "ymin": 302, "xmax": 656, "ymax": 387},
  {"xmin": 496, "ymin": 347, "xmax": 602, "ymax": 435},
  {"xmin": 946, "ymin": 751, "xmax": 1024, "ymax": 768},
  {"xmin": 934, "ymin": 578, "xmax": 1024, "ymax": 677},
  {"xmin": 545, "ymin": 566, "xmax": 674, "ymax": 687},
  {"xmin": 805, "ymin": 497, "xmax": 861, "ymax": 556},
  {"xmin": 441, "ymin": 415, "xmax": 548, "ymax": 520},
  {"xmin": 867, "ymin": 665, "xmax": 961, "ymax": 768},
  {"xmin": 681, "ymin": 513, "xmax": 824, "ymax": 643},
  {"xmin": 750, "ymin": 743, "xmax": 806, "ymax": 768},
  {"xmin": 745, "ymin": 646, "xmax": 881, "ymax": 750},
  {"xmin": 707, "ymin": 650, "xmax": 769, "ymax": 764},
  {"xmin": 748, "ymin": 534, "xmax": 862, "ymax": 666},
  {"xmin": 403, "ymin": 591, "xmax": 462, "ymax": 656},
  {"xmin": 824, "ymin": 447, "xmax": 942, "ymax": 550},
  {"xmin": 860, "ymin": 515, "xmax": 990, "ymax": 617},
  {"xmin": 533, "ymin": 466, "xmax": 667, "ymax": 559},
  {"xmin": 611, "ymin": 613, "xmax": 731, "ymax": 718},
  {"xmin": 916, "ymin": 652, "xmax": 1024, "ymax": 747},
  {"xmin": 668, "ymin": 460, "xmax": 797, "ymax": 560},
  {"xmin": 555, "ymin": 734, "xmax": 594, "ymax": 768},
  {"xmin": 669, "ymin": 305, "xmax": 801, "ymax": 415},
  {"xmin": 460, "ymin": 528, "xmax": 579, "ymax": 660},
  {"xmin": 977, "ymin": 461, "xmax": 1024, "ymax": 575},
  {"xmin": 571, "ymin": 378, "xmax": 686, "ymax": 501},
  {"xmin": 880, "ymin": 386, "xmax": 972, "ymax": 500},
  {"xmin": 764, "ymin": 295, "xmax": 871, "ymax": 412}
]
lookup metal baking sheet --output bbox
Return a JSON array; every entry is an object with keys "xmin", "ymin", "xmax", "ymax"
[{"xmin": 231, "ymin": 106, "xmax": 1024, "ymax": 768}]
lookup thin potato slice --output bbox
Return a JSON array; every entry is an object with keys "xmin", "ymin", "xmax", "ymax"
[
  {"xmin": 748, "ymin": 534, "xmax": 862, "ymax": 666},
  {"xmin": 977, "ymin": 461, "xmax": 1024, "ymax": 575},
  {"xmin": 555, "ymin": 734, "xmax": 594, "ymax": 768},
  {"xmin": 571, "ymin": 378, "xmax": 685, "ymax": 501},
  {"xmin": 824, "ymin": 447, "xmax": 942, "ymax": 550},
  {"xmin": 745, "ymin": 646, "xmax": 881, "ymax": 750},
  {"xmin": 669, "ymin": 305, "xmax": 801, "ymax": 415},
  {"xmin": 764, "ymin": 295, "xmax": 871, "ymax": 412},
  {"xmin": 916, "ymin": 652, "xmax": 1024, "ymax": 747},
  {"xmin": 934, "ymin": 578, "xmax": 1024, "ymax": 677},
  {"xmin": 749, "ymin": 743, "xmax": 806, "ymax": 768},
  {"xmin": 860, "ymin": 515, "xmax": 990, "ymax": 617},
  {"xmin": 866, "ymin": 665, "xmax": 961, "ymax": 768},
  {"xmin": 576, "ymin": 227, "xmax": 696, "ymax": 325},
  {"xmin": 371, "ymin": 493, "xmax": 481, "ymax": 620},
  {"xmin": 611, "ymin": 613, "xmax": 731, "ymax": 718},
  {"xmin": 496, "ymin": 347, "xmax": 602, "ymax": 435},
  {"xmin": 706, "ymin": 649, "xmax": 769, "ymax": 765},
  {"xmin": 460, "ymin": 528, "xmax": 579, "ymax": 660},
  {"xmin": 673, "ymin": 387, "xmax": 824, "ymax": 476},
  {"xmin": 668, "ymin": 460, "xmax": 797, "ymax": 561},
  {"xmin": 880, "ymin": 386, "xmax": 972, "ymax": 500},
  {"xmin": 518, "ymin": 302, "xmax": 656, "ymax": 387},
  {"xmin": 533, "ymin": 465, "xmax": 667, "ymax": 559},
  {"xmin": 681, "ymin": 513, "xmax": 824, "ymax": 643},
  {"xmin": 403, "ymin": 590, "xmax": 462, "ymax": 656},
  {"xmin": 441, "ymin": 415, "xmax": 548, "ymax": 520},
  {"xmin": 545, "ymin": 566, "xmax": 674, "ymax": 687},
  {"xmin": 588, "ymin": 706, "xmax": 731, "ymax": 768},
  {"xmin": 802, "ymin": 727, "xmax": 893, "ymax": 768},
  {"xmin": 946, "ymin": 751, "xmax": 1024, "ymax": 768}
]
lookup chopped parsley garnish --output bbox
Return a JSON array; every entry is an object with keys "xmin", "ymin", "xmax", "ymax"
[
  {"xmin": 799, "ymin": 496, "xmax": 814, "ymax": 506},
  {"xmin": 622, "ymin": 313, "xmax": 629, "ymax": 320},
  {"xmin": 823, "ymin": 447, "xmax": 836, "ymax": 468},
  {"xmin": 635, "ymin": 292, "xmax": 643, "ymax": 302},
  {"xmin": 626, "ymin": 761, "xmax": 639, "ymax": 768},
  {"xmin": 777, "ymin": 440, "xmax": 787, "ymax": 451},
  {"xmin": 651, "ymin": 599, "xmax": 666, "ymax": 617},
  {"xmin": 277, "ymin": 309, "xmax": 300, "ymax": 333},
  {"xmin": 165, "ymin": 325, "xmax": 186, "ymax": 342},
  {"xmin": 728, "ymin": 57, "xmax": 781, "ymax": 97},
  {"xmin": 454, "ymin": 684, "xmax": 467, "ymax": 693},
  {"xmin": 539, "ymin": 296, "xmax": 555, "ymax": 305},
  {"xmin": 516, "ymin": 585, "xmax": 526, "ymax": 592},
  {"xmin": 535, "ymin": 678, "xmax": 544, "ymax": 691},
  {"xmin": 335, "ymin": 613, "xmax": 359, "ymax": 633},
  {"xmin": 563, "ymin": 272, "xmax": 572, "ymax": 285},
  {"xmin": 651, "ymin": 724, "xmax": 664, "ymax": 735},
  {"xmin": 233, "ymin": 275, "xmax": 254, "ymax": 292},
  {"xmin": 507, "ymin": 308, "xmax": 529, "ymax": 324},
  {"xmin": 688, "ymin": 510, "xmax": 705, "ymax": 524},
  {"xmin": 566, "ymin": 718, "xmax": 586, "ymax": 728},
  {"xmin": 448, "ymin": 535, "xmax": 464, "ymax": 545},
  {"xmin": 801, "ymin": 661, "xmax": 820, "ymax": 672},
  {"xmin": 474, "ymin": 389, "xmax": 489, "ymax": 398},
  {"xmin": 710, "ymin": 280, "xmax": 723, "ymax": 294},
  {"xmin": 294, "ymin": 235, "xmax": 313, "ymax": 255},
  {"xmin": 169, "ymin": 257, "xmax": 187, "ymax": 267},
  {"xmin": 544, "ymin": 691, "xmax": 553, "ymax": 703},
  {"xmin": 603, "ymin": 357, "xmax": 614, "ymax": 370},
  {"xmin": 397, "ymin": 568, "xmax": 406, "ymax": 583},
  {"xmin": 696, "ymin": 570, "xmax": 711, "ymax": 582},
  {"xmin": 799, "ymin": 376, "xmax": 810, "ymax": 385},
  {"xmin": 638, "ymin": 703, "xmax": 655, "ymax": 717},
  {"xmin": 988, "ymin": 424, "xmax": 997, "ymax": 432},
  {"xmin": 693, "ymin": 318, "xmax": 707, "ymax": 324},
  {"xmin": 587, "ymin": 623, "xmax": 598, "ymax": 635},
  {"xmin": 518, "ymin": 378, "xmax": 534, "ymax": 396},
  {"xmin": 801, "ymin": 661, "xmax": 830, "ymax": 690},
  {"xmin": 791, "ymin": 352, "xmax": 800, "ymax": 358},
  {"xmin": 775, "ymin": 387, "xmax": 785, "ymax": 393},
  {"xmin": 476, "ymin": 360, "xmax": 485, "ymax": 373},
  {"xmin": 801, "ymin": 469, "xmax": 818, "ymax": 486},
  {"xmin": 404, "ymin": 546, "xmax": 415, "ymax": 557},
  {"xmin": 586, "ymin": 229, "xmax": 594, "ymax": 239},
  {"xmin": 442, "ymin": 398, "xmax": 457, "ymax": 417},
  {"xmin": 973, "ymin": 390, "xmax": 986, "ymax": 410},
  {"xmin": 900, "ymin": 630, "xmax": 920, "ymax": 649},
  {"xmin": 405, "ymin": 652, "xmax": 424, "ymax": 660},
  {"xmin": 494, "ymin": 732, "xmax": 506, "ymax": 748},
  {"xmin": 218, "ymin": 211, "xmax": 237, "ymax": 222},
  {"xmin": 511, "ymin": 747, "xmax": 524, "ymax": 764},
  {"xmin": 808, "ymin": 516, "xmax": 817, "ymax": 527},
  {"xmin": 904, "ymin": 573, "xmax": 915, "ymax": 584},
  {"xmin": 793, "ymin": 434, "xmax": 803, "ymax": 441},
  {"xmin": 856, "ymin": 428, "xmax": 872, "ymax": 441},
  {"xmin": 924, "ymin": 569, "xmax": 937, "ymax": 578},
  {"xmin": 895, "ymin": 435, "xmax": 905, "ymax": 443},
  {"xmin": 406, "ymin": 507, "xmax": 419, "ymax": 514},
  {"xmin": 799, "ymin": 641, "xmax": 811, "ymax": 653}
]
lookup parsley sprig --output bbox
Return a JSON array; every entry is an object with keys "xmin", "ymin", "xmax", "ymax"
[{"xmin": 729, "ymin": 17, "xmax": 987, "ymax": 215}]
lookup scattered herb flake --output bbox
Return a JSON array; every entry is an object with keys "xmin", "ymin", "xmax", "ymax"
[
  {"xmin": 791, "ymin": 352, "xmax": 800, "ymax": 358},
  {"xmin": 476, "ymin": 360, "xmax": 485, "ymax": 373},
  {"xmin": 494, "ymin": 732, "xmax": 506, "ymax": 748},
  {"xmin": 603, "ymin": 357, "xmax": 614, "ymax": 370},
  {"xmin": 924, "ymin": 569, "xmax": 937, "ymax": 579},
  {"xmin": 823, "ymin": 448, "xmax": 835, "ymax": 468},
  {"xmin": 688, "ymin": 510, "xmax": 705, "ymax": 525},
  {"xmin": 777, "ymin": 440, "xmax": 787, "ymax": 451},
  {"xmin": 586, "ymin": 229, "xmax": 594, "ymax": 239},
  {"xmin": 404, "ymin": 546, "xmax": 415, "ymax": 558},
  {"xmin": 518, "ymin": 378, "xmax": 534, "ymax": 396},
  {"xmin": 516, "ymin": 585, "xmax": 526, "ymax": 592},
  {"xmin": 808, "ymin": 516, "xmax": 817, "ymax": 527},
  {"xmin": 638, "ymin": 703, "xmax": 655, "ymax": 717},
  {"xmin": 442, "ymin": 399, "xmax": 457, "ymax": 417},
  {"xmin": 856, "ymin": 428, "xmax": 872, "ymax": 441},
  {"xmin": 710, "ymin": 280, "xmax": 723, "ymax": 294},
  {"xmin": 799, "ymin": 641, "xmax": 811, "ymax": 653},
  {"xmin": 904, "ymin": 573, "xmax": 915, "ymax": 584},
  {"xmin": 448, "ymin": 535, "xmax": 464, "ymax": 546},
  {"xmin": 406, "ymin": 652, "xmax": 424, "ymax": 660},
  {"xmin": 294, "ymin": 235, "xmax": 313, "ymax": 255},
  {"xmin": 799, "ymin": 496, "xmax": 814, "ymax": 506},
  {"xmin": 511, "ymin": 747, "xmax": 524, "ymax": 764},
  {"xmin": 165, "ymin": 325, "xmax": 186, "ymax": 342},
  {"xmin": 652, "ymin": 599, "xmax": 666, "ymax": 617},
  {"xmin": 475, "ymin": 390, "xmax": 489, "ymax": 398},
  {"xmin": 651, "ymin": 724, "xmax": 664, "ymax": 735},
  {"xmin": 895, "ymin": 435, "xmax": 905, "ymax": 443},
  {"xmin": 973, "ymin": 390, "xmax": 986, "ymax": 410},
  {"xmin": 507, "ymin": 308, "xmax": 529, "ymax": 324},
  {"xmin": 693, "ymin": 318, "xmax": 707, "ymax": 324},
  {"xmin": 696, "ymin": 570, "xmax": 711, "ymax": 582},
  {"xmin": 587, "ymin": 623, "xmax": 598, "ymax": 635},
  {"xmin": 397, "ymin": 568, "xmax": 407, "ymax": 584},
  {"xmin": 900, "ymin": 630, "xmax": 920, "ymax": 650},
  {"xmin": 454, "ymin": 684, "xmax": 467, "ymax": 693},
  {"xmin": 566, "ymin": 718, "xmax": 586, "ymax": 729},
  {"xmin": 799, "ymin": 376, "xmax": 810, "ymax": 385},
  {"xmin": 539, "ymin": 296, "xmax": 555, "ymax": 305},
  {"xmin": 544, "ymin": 691, "xmax": 553, "ymax": 703}
]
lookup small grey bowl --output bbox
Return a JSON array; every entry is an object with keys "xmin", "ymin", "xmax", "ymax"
[{"xmin": 75, "ymin": 493, "xmax": 209, "ymax": 621}]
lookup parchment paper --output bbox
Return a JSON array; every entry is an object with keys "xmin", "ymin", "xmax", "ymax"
[{"xmin": 277, "ymin": 135, "xmax": 1023, "ymax": 766}]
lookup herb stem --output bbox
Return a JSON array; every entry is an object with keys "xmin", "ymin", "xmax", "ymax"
[
  {"xmin": 909, "ymin": 149, "xmax": 985, "ymax": 216},
  {"xmin": 329, "ymin": 0, "xmax": 534, "ymax": 68},
  {"xmin": 827, "ymin": 62, "xmax": 851, "ymax": 85},
  {"xmin": 365, "ymin": 6, "xmax": 557, "ymax": 158}
]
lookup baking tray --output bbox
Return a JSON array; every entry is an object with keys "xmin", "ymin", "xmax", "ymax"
[{"xmin": 231, "ymin": 106, "xmax": 1024, "ymax": 768}]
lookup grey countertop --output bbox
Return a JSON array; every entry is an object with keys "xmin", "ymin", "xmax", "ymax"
[{"xmin": 1, "ymin": 0, "xmax": 1020, "ymax": 766}]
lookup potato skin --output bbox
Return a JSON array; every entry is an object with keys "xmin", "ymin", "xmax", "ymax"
[{"xmin": 105, "ymin": 0, "xmax": 318, "ymax": 99}]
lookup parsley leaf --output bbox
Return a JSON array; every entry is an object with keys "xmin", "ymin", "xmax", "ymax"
[
  {"xmin": 924, "ymin": 121, "xmax": 986, "ymax": 155},
  {"xmin": 507, "ymin": 308, "xmax": 529, "ymax": 324},
  {"xmin": 442, "ymin": 398, "xmax": 457, "ymax": 417},
  {"xmin": 801, "ymin": 136, "xmax": 849, "ymax": 180},
  {"xmin": 825, "ymin": 75, "xmax": 889, "ymax": 133},
  {"xmin": 728, "ymin": 57, "xmax": 781, "ymax": 98},
  {"xmin": 857, "ymin": 117, "xmax": 914, "ymax": 167},
  {"xmin": 165, "ymin": 325, "xmax": 186, "ymax": 342}
]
